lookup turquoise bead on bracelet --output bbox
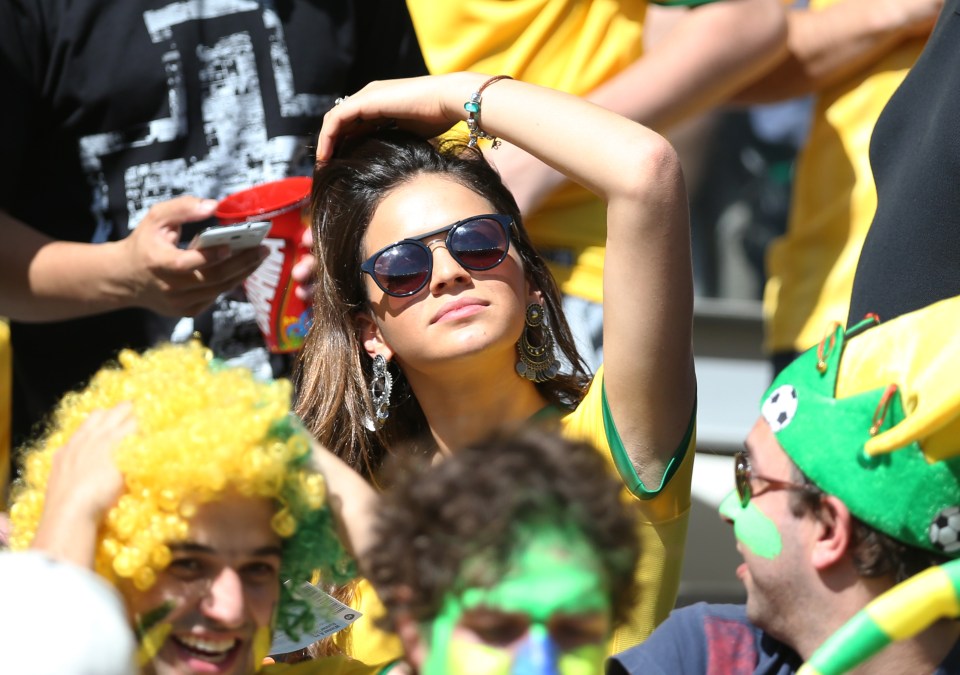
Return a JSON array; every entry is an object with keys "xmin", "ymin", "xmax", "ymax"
[{"xmin": 462, "ymin": 75, "xmax": 513, "ymax": 148}]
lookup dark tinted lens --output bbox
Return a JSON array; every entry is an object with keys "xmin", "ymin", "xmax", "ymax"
[
  {"xmin": 449, "ymin": 217, "xmax": 509, "ymax": 270},
  {"xmin": 374, "ymin": 243, "xmax": 431, "ymax": 296}
]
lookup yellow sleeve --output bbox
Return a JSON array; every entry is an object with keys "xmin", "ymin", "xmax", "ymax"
[
  {"xmin": 338, "ymin": 578, "xmax": 403, "ymax": 665},
  {"xmin": 560, "ymin": 366, "xmax": 696, "ymax": 653}
]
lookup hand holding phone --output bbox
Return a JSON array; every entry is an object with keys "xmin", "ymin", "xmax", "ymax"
[{"xmin": 189, "ymin": 221, "xmax": 271, "ymax": 252}]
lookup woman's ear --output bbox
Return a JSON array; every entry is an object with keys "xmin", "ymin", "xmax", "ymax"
[
  {"xmin": 353, "ymin": 310, "xmax": 394, "ymax": 361},
  {"xmin": 526, "ymin": 278, "xmax": 543, "ymax": 306},
  {"xmin": 810, "ymin": 495, "xmax": 853, "ymax": 572}
]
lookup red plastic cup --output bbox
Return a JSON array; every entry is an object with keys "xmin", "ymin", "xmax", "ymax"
[{"xmin": 215, "ymin": 176, "xmax": 312, "ymax": 353}]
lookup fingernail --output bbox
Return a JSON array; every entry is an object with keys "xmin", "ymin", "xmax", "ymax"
[{"xmin": 199, "ymin": 198, "xmax": 218, "ymax": 211}]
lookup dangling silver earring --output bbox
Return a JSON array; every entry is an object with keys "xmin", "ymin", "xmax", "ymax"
[
  {"xmin": 368, "ymin": 354, "xmax": 393, "ymax": 429},
  {"xmin": 516, "ymin": 303, "xmax": 560, "ymax": 383}
]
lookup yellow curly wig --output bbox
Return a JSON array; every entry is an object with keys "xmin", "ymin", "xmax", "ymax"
[{"xmin": 9, "ymin": 341, "xmax": 354, "ymax": 638}]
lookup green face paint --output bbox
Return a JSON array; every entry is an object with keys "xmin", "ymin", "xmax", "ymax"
[
  {"xmin": 719, "ymin": 490, "xmax": 783, "ymax": 560},
  {"xmin": 134, "ymin": 601, "xmax": 176, "ymax": 667},
  {"xmin": 422, "ymin": 522, "xmax": 611, "ymax": 675}
]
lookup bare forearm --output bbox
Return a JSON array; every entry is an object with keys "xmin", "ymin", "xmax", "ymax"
[
  {"xmin": 0, "ymin": 210, "xmax": 133, "ymax": 321},
  {"xmin": 737, "ymin": 0, "xmax": 940, "ymax": 102},
  {"xmin": 467, "ymin": 75, "xmax": 678, "ymax": 207},
  {"xmin": 1, "ymin": 198, "xmax": 266, "ymax": 322},
  {"xmin": 31, "ymin": 509, "xmax": 100, "ymax": 568},
  {"xmin": 588, "ymin": 0, "xmax": 787, "ymax": 131},
  {"xmin": 307, "ymin": 440, "xmax": 380, "ymax": 561}
]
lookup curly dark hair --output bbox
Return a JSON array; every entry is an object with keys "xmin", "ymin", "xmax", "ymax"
[
  {"xmin": 788, "ymin": 466, "xmax": 948, "ymax": 583},
  {"xmin": 365, "ymin": 427, "xmax": 641, "ymax": 631}
]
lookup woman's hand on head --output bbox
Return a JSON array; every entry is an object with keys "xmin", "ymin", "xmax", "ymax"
[{"xmin": 316, "ymin": 73, "xmax": 483, "ymax": 163}]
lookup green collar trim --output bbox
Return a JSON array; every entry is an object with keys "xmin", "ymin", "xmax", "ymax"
[{"xmin": 530, "ymin": 403, "xmax": 566, "ymax": 423}]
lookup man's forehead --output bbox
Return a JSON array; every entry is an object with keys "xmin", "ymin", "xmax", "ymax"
[
  {"xmin": 176, "ymin": 495, "xmax": 283, "ymax": 554},
  {"xmin": 167, "ymin": 540, "xmax": 283, "ymax": 559}
]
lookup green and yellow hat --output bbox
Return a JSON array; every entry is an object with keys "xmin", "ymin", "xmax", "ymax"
[{"xmin": 760, "ymin": 295, "xmax": 960, "ymax": 558}]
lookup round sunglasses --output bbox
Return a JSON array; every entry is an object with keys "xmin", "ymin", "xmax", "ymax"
[{"xmin": 360, "ymin": 214, "xmax": 514, "ymax": 297}]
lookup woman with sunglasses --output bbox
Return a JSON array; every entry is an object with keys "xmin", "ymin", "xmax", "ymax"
[{"xmin": 296, "ymin": 73, "xmax": 697, "ymax": 664}]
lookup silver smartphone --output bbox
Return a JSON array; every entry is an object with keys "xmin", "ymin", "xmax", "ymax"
[{"xmin": 189, "ymin": 221, "xmax": 271, "ymax": 252}]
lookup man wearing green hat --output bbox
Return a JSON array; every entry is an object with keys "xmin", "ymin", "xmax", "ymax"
[{"xmin": 609, "ymin": 295, "xmax": 960, "ymax": 674}]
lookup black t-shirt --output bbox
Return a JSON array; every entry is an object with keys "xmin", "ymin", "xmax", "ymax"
[
  {"xmin": 0, "ymin": 0, "xmax": 427, "ymax": 447},
  {"xmin": 847, "ymin": 0, "xmax": 960, "ymax": 325}
]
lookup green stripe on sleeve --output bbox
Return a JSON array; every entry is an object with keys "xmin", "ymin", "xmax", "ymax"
[{"xmin": 601, "ymin": 382, "xmax": 696, "ymax": 500}]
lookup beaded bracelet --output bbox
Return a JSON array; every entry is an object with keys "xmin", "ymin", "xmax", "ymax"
[{"xmin": 464, "ymin": 75, "xmax": 513, "ymax": 149}]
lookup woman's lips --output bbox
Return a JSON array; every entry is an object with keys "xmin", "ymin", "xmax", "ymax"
[{"xmin": 432, "ymin": 298, "xmax": 487, "ymax": 323}]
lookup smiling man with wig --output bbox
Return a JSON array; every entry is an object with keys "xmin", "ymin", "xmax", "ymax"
[{"xmin": 8, "ymin": 342, "xmax": 364, "ymax": 675}]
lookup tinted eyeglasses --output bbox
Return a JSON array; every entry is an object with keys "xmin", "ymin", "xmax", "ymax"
[
  {"xmin": 734, "ymin": 450, "xmax": 817, "ymax": 508},
  {"xmin": 360, "ymin": 214, "xmax": 514, "ymax": 297}
]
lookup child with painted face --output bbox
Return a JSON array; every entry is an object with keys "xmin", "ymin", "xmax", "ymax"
[
  {"xmin": 298, "ymin": 73, "xmax": 697, "ymax": 661},
  {"xmin": 365, "ymin": 429, "xmax": 640, "ymax": 674}
]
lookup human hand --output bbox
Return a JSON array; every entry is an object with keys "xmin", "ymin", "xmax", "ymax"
[
  {"xmin": 117, "ymin": 196, "xmax": 268, "ymax": 317},
  {"xmin": 40, "ymin": 403, "xmax": 136, "ymax": 526},
  {"xmin": 0, "ymin": 511, "xmax": 10, "ymax": 548},
  {"xmin": 316, "ymin": 73, "xmax": 488, "ymax": 163},
  {"xmin": 292, "ymin": 226, "xmax": 315, "ymax": 302},
  {"xmin": 31, "ymin": 403, "xmax": 137, "ymax": 567}
]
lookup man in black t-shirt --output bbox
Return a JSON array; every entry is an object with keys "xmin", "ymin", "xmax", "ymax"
[{"xmin": 0, "ymin": 0, "xmax": 427, "ymax": 460}]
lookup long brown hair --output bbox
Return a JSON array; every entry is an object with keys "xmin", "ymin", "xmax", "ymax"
[{"xmin": 295, "ymin": 130, "xmax": 589, "ymax": 481}]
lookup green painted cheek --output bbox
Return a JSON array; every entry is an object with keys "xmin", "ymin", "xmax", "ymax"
[
  {"xmin": 557, "ymin": 644, "xmax": 605, "ymax": 675},
  {"xmin": 719, "ymin": 490, "xmax": 783, "ymax": 560}
]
